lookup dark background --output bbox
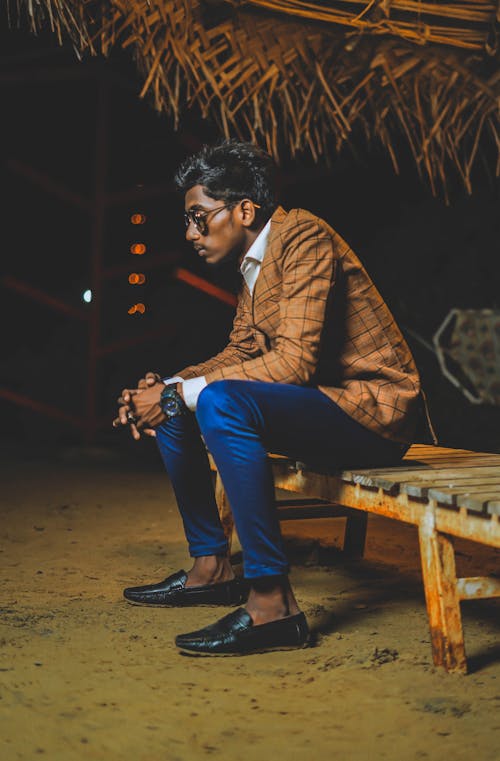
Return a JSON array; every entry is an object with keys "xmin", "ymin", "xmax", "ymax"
[{"xmin": 1, "ymin": 22, "xmax": 500, "ymax": 456}]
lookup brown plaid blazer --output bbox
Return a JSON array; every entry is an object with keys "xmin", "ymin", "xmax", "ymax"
[{"xmin": 177, "ymin": 206, "xmax": 424, "ymax": 443}]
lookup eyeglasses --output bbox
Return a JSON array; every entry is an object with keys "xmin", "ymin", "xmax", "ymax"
[
  {"xmin": 183, "ymin": 204, "xmax": 234, "ymax": 236},
  {"xmin": 184, "ymin": 202, "xmax": 261, "ymax": 235}
]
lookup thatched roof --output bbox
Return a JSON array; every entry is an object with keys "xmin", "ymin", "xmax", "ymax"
[{"xmin": 11, "ymin": 0, "xmax": 500, "ymax": 195}]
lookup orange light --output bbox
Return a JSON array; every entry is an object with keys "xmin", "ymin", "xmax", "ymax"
[
  {"xmin": 131, "ymin": 213, "xmax": 146, "ymax": 225},
  {"xmin": 128, "ymin": 303, "xmax": 146, "ymax": 315},
  {"xmin": 128, "ymin": 273, "xmax": 146, "ymax": 285},
  {"xmin": 130, "ymin": 243, "xmax": 146, "ymax": 255}
]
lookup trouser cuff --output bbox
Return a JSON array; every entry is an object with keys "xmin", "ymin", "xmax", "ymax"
[
  {"xmin": 243, "ymin": 564, "xmax": 290, "ymax": 579},
  {"xmin": 189, "ymin": 542, "xmax": 229, "ymax": 558}
]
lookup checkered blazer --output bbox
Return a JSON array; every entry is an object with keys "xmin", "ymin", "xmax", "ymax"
[{"xmin": 177, "ymin": 206, "xmax": 423, "ymax": 443}]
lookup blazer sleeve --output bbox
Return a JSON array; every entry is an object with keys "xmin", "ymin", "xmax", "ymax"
[
  {"xmin": 205, "ymin": 218, "xmax": 337, "ymax": 386},
  {"xmin": 174, "ymin": 287, "xmax": 262, "ymax": 380}
]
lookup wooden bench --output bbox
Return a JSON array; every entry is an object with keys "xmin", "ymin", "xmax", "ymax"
[{"xmin": 211, "ymin": 444, "xmax": 500, "ymax": 674}]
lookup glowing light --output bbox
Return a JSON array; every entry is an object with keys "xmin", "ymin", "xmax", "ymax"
[
  {"xmin": 131, "ymin": 214, "xmax": 146, "ymax": 225},
  {"xmin": 82, "ymin": 289, "xmax": 92, "ymax": 303},
  {"xmin": 128, "ymin": 273, "xmax": 146, "ymax": 285},
  {"xmin": 130, "ymin": 243, "xmax": 146, "ymax": 255},
  {"xmin": 128, "ymin": 303, "xmax": 146, "ymax": 315}
]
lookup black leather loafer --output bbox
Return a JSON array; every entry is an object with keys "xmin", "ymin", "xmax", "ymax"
[
  {"xmin": 123, "ymin": 570, "xmax": 248, "ymax": 607},
  {"xmin": 175, "ymin": 607, "xmax": 309, "ymax": 655}
]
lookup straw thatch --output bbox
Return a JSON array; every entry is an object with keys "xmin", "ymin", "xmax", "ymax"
[
  {"xmin": 11, "ymin": 0, "xmax": 500, "ymax": 195},
  {"xmin": 251, "ymin": 0, "xmax": 499, "ymax": 51}
]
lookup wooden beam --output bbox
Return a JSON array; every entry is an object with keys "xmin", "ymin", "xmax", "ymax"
[
  {"xmin": 456, "ymin": 576, "xmax": 500, "ymax": 601},
  {"xmin": 418, "ymin": 505, "xmax": 467, "ymax": 673}
]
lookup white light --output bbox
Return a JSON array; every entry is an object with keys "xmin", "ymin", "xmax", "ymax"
[{"xmin": 83, "ymin": 289, "xmax": 92, "ymax": 303}]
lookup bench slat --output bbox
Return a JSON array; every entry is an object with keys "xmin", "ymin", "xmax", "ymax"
[
  {"xmin": 402, "ymin": 473, "xmax": 500, "ymax": 500},
  {"xmin": 407, "ymin": 445, "xmax": 497, "ymax": 456},
  {"xmin": 455, "ymin": 491, "xmax": 500, "ymax": 515},
  {"xmin": 343, "ymin": 456, "xmax": 500, "ymax": 480},
  {"xmin": 403, "ymin": 455, "xmax": 500, "ymax": 465},
  {"xmin": 424, "ymin": 483, "xmax": 500, "ymax": 513},
  {"xmin": 346, "ymin": 467, "xmax": 500, "ymax": 495},
  {"xmin": 407, "ymin": 445, "xmax": 475, "ymax": 456}
]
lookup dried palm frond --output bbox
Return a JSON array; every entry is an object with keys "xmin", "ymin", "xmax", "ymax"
[
  {"xmin": 8, "ymin": 0, "xmax": 95, "ymax": 52},
  {"xmin": 10, "ymin": 0, "xmax": 500, "ymax": 196},
  {"xmin": 241, "ymin": 0, "xmax": 499, "ymax": 53}
]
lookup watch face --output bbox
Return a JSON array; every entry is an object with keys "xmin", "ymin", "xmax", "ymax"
[{"xmin": 161, "ymin": 387, "xmax": 184, "ymax": 418}]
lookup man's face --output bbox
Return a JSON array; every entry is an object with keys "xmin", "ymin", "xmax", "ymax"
[{"xmin": 184, "ymin": 185, "xmax": 247, "ymax": 266}]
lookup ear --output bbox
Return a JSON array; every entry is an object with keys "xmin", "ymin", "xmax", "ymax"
[{"xmin": 238, "ymin": 199, "xmax": 258, "ymax": 228}]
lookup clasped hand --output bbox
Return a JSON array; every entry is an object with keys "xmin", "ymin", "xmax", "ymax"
[{"xmin": 113, "ymin": 371, "xmax": 165, "ymax": 440}]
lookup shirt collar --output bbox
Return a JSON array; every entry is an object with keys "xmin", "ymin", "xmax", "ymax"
[{"xmin": 240, "ymin": 219, "xmax": 271, "ymax": 272}]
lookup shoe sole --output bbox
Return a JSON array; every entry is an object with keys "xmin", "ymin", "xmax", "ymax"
[
  {"xmin": 176, "ymin": 642, "xmax": 309, "ymax": 656},
  {"xmin": 124, "ymin": 598, "xmax": 244, "ymax": 608}
]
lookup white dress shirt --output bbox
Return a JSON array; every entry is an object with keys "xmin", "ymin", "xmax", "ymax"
[{"xmin": 164, "ymin": 220, "xmax": 271, "ymax": 411}]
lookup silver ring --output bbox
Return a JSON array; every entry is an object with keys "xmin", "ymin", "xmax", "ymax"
[{"xmin": 126, "ymin": 411, "xmax": 138, "ymax": 425}]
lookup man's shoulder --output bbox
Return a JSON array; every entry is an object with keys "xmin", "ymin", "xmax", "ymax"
[
  {"xmin": 271, "ymin": 206, "xmax": 337, "ymax": 238},
  {"xmin": 273, "ymin": 206, "xmax": 333, "ymax": 232},
  {"xmin": 270, "ymin": 206, "xmax": 347, "ymax": 256}
]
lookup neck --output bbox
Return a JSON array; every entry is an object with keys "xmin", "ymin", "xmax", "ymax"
[{"xmin": 238, "ymin": 222, "xmax": 266, "ymax": 265}]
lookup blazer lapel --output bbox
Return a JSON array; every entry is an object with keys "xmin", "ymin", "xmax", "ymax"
[{"xmin": 252, "ymin": 206, "xmax": 287, "ymax": 310}]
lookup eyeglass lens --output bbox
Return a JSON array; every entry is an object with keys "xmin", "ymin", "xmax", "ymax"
[{"xmin": 184, "ymin": 205, "xmax": 230, "ymax": 235}]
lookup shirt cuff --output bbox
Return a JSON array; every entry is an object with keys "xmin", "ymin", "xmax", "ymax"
[
  {"xmin": 162, "ymin": 376, "xmax": 184, "ymax": 385},
  {"xmin": 181, "ymin": 377, "xmax": 207, "ymax": 412}
]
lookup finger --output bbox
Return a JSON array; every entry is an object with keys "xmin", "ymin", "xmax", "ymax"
[
  {"xmin": 115, "ymin": 406, "xmax": 130, "ymax": 425},
  {"xmin": 130, "ymin": 423, "xmax": 141, "ymax": 441},
  {"xmin": 113, "ymin": 411, "xmax": 137, "ymax": 430},
  {"xmin": 138, "ymin": 378, "xmax": 148, "ymax": 390},
  {"xmin": 120, "ymin": 388, "xmax": 139, "ymax": 404},
  {"xmin": 146, "ymin": 373, "xmax": 159, "ymax": 386},
  {"xmin": 144, "ymin": 428, "xmax": 156, "ymax": 438},
  {"xmin": 113, "ymin": 414, "xmax": 131, "ymax": 428},
  {"xmin": 118, "ymin": 405, "xmax": 131, "ymax": 425}
]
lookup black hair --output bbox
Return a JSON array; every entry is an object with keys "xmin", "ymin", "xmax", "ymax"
[{"xmin": 174, "ymin": 139, "xmax": 277, "ymax": 220}]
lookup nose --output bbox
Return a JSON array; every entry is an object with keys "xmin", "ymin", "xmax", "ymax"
[{"xmin": 185, "ymin": 221, "xmax": 200, "ymax": 242}]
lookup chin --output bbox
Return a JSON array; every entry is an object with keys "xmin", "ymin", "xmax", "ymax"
[{"xmin": 207, "ymin": 254, "xmax": 231, "ymax": 268}]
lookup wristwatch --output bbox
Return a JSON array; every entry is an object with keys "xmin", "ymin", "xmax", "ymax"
[{"xmin": 160, "ymin": 383, "xmax": 187, "ymax": 420}]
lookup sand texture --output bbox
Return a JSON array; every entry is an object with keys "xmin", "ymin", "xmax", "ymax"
[{"xmin": 1, "ymin": 454, "xmax": 499, "ymax": 761}]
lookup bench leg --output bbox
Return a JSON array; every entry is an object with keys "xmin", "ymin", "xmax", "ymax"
[
  {"xmin": 215, "ymin": 471, "xmax": 234, "ymax": 553},
  {"xmin": 418, "ymin": 507, "xmax": 467, "ymax": 674},
  {"xmin": 343, "ymin": 510, "xmax": 368, "ymax": 557}
]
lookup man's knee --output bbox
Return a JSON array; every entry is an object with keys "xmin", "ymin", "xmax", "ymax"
[
  {"xmin": 196, "ymin": 380, "xmax": 248, "ymax": 433},
  {"xmin": 197, "ymin": 380, "xmax": 233, "ymax": 415}
]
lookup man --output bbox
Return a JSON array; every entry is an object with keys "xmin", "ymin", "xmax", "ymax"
[{"xmin": 115, "ymin": 139, "xmax": 425, "ymax": 656}]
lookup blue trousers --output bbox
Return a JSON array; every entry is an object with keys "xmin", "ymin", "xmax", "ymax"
[{"xmin": 155, "ymin": 380, "xmax": 407, "ymax": 579}]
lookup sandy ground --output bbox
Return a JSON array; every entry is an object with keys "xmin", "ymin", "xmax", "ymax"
[{"xmin": 1, "ymin": 449, "xmax": 500, "ymax": 761}]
